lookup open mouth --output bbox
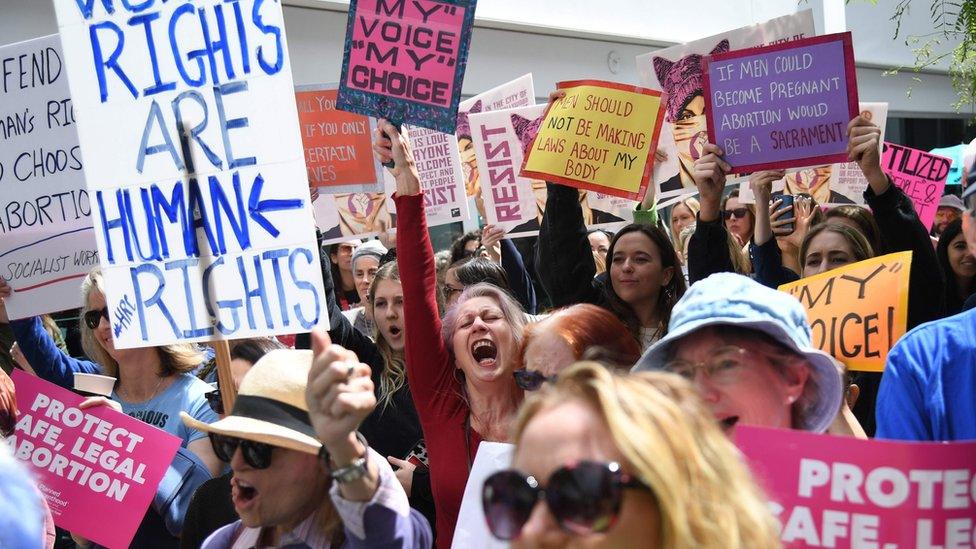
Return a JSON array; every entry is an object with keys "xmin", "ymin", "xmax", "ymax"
[
  {"xmin": 471, "ymin": 339, "xmax": 498, "ymax": 368},
  {"xmin": 388, "ymin": 325, "xmax": 402, "ymax": 337},
  {"xmin": 232, "ymin": 477, "xmax": 259, "ymax": 508},
  {"xmin": 720, "ymin": 416, "xmax": 740, "ymax": 431}
]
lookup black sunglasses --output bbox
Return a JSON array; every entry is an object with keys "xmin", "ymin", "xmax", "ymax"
[
  {"xmin": 205, "ymin": 387, "xmax": 224, "ymax": 415},
  {"xmin": 482, "ymin": 461, "xmax": 650, "ymax": 540},
  {"xmin": 722, "ymin": 207, "xmax": 749, "ymax": 220},
  {"xmin": 513, "ymin": 369, "xmax": 556, "ymax": 392},
  {"xmin": 84, "ymin": 307, "xmax": 109, "ymax": 329},
  {"xmin": 209, "ymin": 433, "xmax": 274, "ymax": 469}
]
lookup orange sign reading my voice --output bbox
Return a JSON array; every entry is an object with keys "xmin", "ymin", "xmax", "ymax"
[
  {"xmin": 778, "ymin": 252, "xmax": 912, "ymax": 372},
  {"xmin": 521, "ymin": 80, "xmax": 664, "ymax": 202},
  {"xmin": 296, "ymin": 86, "xmax": 380, "ymax": 190}
]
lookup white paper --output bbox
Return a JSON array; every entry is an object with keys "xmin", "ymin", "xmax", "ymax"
[
  {"xmin": 52, "ymin": 0, "xmax": 326, "ymax": 347},
  {"xmin": 452, "ymin": 442, "xmax": 514, "ymax": 549},
  {"xmin": 0, "ymin": 34, "xmax": 100, "ymax": 319}
]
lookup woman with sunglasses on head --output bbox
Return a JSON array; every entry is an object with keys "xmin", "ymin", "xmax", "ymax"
[
  {"xmin": 375, "ymin": 120, "xmax": 527, "ymax": 548},
  {"xmin": 483, "ymin": 362, "xmax": 779, "ymax": 548},
  {"xmin": 513, "ymin": 304, "xmax": 641, "ymax": 391}
]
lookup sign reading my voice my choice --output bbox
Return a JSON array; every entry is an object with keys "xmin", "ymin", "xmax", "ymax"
[
  {"xmin": 52, "ymin": 0, "xmax": 327, "ymax": 348},
  {"xmin": 704, "ymin": 32, "xmax": 859, "ymax": 173}
]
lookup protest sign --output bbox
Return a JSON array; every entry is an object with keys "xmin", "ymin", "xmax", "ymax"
[
  {"xmin": 312, "ymin": 191, "xmax": 393, "ymax": 245},
  {"xmin": 779, "ymin": 252, "xmax": 911, "ymax": 372},
  {"xmin": 882, "ymin": 143, "xmax": 951, "ymax": 232},
  {"xmin": 457, "ymin": 74, "xmax": 535, "ymax": 199},
  {"xmin": 703, "ymin": 32, "xmax": 859, "ymax": 174},
  {"xmin": 637, "ymin": 11, "xmax": 815, "ymax": 201},
  {"xmin": 736, "ymin": 425, "xmax": 976, "ymax": 549},
  {"xmin": 296, "ymin": 85, "xmax": 384, "ymax": 194},
  {"xmin": 471, "ymin": 104, "xmax": 635, "ymax": 237},
  {"xmin": 8, "ymin": 370, "xmax": 180, "ymax": 548},
  {"xmin": 337, "ymin": 0, "xmax": 478, "ymax": 134},
  {"xmin": 521, "ymin": 80, "xmax": 664, "ymax": 202},
  {"xmin": 0, "ymin": 34, "xmax": 100, "ymax": 319},
  {"xmin": 452, "ymin": 442, "xmax": 513, "ymax": 549},
  {"xmin": 53, "ymin": 0, "xmax": 327, "ymax": 348},
  {"xmin": 384, "ymin": 124, "xmax": 468, "ymax": 227},
  {"xmin": 828, "ymin": 102, "xmax": 888, "ymax": 203}
]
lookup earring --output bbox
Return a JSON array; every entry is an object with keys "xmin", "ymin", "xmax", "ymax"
[{"xmin": 787, "ymin": 395, "xmax": 797, "ymax": 404}]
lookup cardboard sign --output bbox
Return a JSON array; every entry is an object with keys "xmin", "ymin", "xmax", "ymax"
[
  {"xmin": 452, "ymin": 442, "xmax": 513, "ymax": 549},
  {"xmin": 337, "ymin": 0, "xmax": 477, "ymax": 134},
  {"xmin": 637, "ymin": 11, "xmax": 815, "ymax": 201},
  {"xmin": 457, "ymin": 74, "xmax": 535, "ymax": 199},
  {"xmin": 704, "ymin": 32, "xmax": 859, "ymax": 174},
  {"xmin": 296, "ymin": 85, "xmax": 384, "ymax": 193},
  {"xmin": 383, "ymin": 125, "xmax": 468, "ymax": 227},
  {"xmin": 736, "ymin": 426, "xmax": 976, "ymax": 549},
  {"xmin": 53, "ymin": 0, "xmax": 327, "ymax": 348},
  {"xmin": 0, "ymin": 34, "xmax": 100, "ymax": 319},
  {"xmin": 471, "ymin": 104, "xmax": 635, "ymax": 237},
  {"xmin": 882, "ymin": 143, "xmax": 951, "ymax": 232},
  {"xmin": 521, "ymin": 80, "xmax": 664, "ymax": 202},
  {"xmin": 8, "ymin": 370, "xmax": 180, "ymax": 549},
  {"xmin": 779, "ymin": 252, "xmax": 911, "ymax": 372}
]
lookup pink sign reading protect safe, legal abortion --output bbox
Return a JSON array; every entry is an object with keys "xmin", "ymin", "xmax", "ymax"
[
  {"xmin": 736, "ymin": 426, "xmax": 976, "ymax": 549},
  {"xmin": 8, "ymin": 371, "xmax": 181, "ymax": 549}
]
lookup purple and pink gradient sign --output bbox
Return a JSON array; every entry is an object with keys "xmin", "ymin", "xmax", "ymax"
[
  {"xmin": 736, "ymin": 426, "xmax": 976, "ymax": 548},
  {"xmin": 704, "ymin": 32, "xmax": 859, "ymax": 173},
  {"xmin": 881, "ymin": 143, "xmax": 951, "ymax": 232},
  {"xmin": 338, "ymin": 0, "xmax": 477, "ymax": 134},
  {"xmin": 8, "ymin": 371, "xmax": 180, "ymax": 549}
]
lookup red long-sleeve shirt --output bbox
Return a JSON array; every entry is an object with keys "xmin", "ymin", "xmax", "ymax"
[{"xmin": 396, "ymin": 193, "xmax": 482, "ymax": 548}]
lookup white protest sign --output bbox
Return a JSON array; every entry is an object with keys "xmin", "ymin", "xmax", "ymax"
[
  {"xmin": 53, "ymin": 0, "xmax": 326, "ymax": 347},
  {"xmin": 0, "ymin": 34, "xmax": 99, "ymax": 319},
  {"xmin": 452, "ymin": 441, "xmax": 513, "ymax": 549},
  {"xmin": 384, "ymin": 126, "xmax": 468, "ymax": 228}
]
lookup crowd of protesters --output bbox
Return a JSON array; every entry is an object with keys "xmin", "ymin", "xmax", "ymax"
[{"xmin": 1, "ymin": 78, "xmax": 976, "ymax": 549}]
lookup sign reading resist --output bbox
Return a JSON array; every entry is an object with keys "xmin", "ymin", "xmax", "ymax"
[
  {"xmin": 704, "ymin": 32, "xmax": 858, "ymax": 173},
  {"xmin": 52, "ymin": 0, "xmax": 327, "ymax": 347}
]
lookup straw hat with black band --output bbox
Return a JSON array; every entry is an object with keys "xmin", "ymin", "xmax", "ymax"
[{"xmin": 181, "ymin": 349, "xmax": 321, "ymax": 455}]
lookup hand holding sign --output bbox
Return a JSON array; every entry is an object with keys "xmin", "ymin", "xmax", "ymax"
[
  {"xmin": 693, "ymin": 143, "xmax": 733, "ymax": 222},
  {"xmin": 373, "ymin": 120, "xmax": 422, "ymax": 197},
  {"xmin": 847, "ymin": 116, "xmax": 888, "ymax": 194}
]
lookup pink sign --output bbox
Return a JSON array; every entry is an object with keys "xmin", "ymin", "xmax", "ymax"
[
  {"xmin": 8, "ymin": 371, "xmax": 181, "ymax": 549},
  {"xmin": 881, "ymin": 143, "xmax": 951, "ymax": 232},
  {"xmin": 345, "ymin": 0, "xmax": 466, "ymax": 108},
  {"xmin": 736, "ymin": 426, "xmax": 976, "ymax": 548}
]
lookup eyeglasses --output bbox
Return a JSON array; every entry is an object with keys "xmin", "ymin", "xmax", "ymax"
[
  {"xmin": 722, "ymin": 208, "xmax": 749, "ymax": 220},
  {"xmin": 482, "ymin": 461, "xmax": 650, "ymax": 540},
  {"xmin": 83, "ymin": 307, "xmax": 109, "ymax": 329},
  {"xmin": 209, "ymin": 433, "xmax": 274, "ymax": 469},
  {"xmin": 205, "ymin": 387, "xmax": 224, "ymax": 415},
  {"xmin": 664, "ymin": 346, "xmax": 759, "ymax": 386},
  {"xmin": 444, "ymin": 285, "xmax": 464, "ymax": 299},
  {"xmin": 513, "ymin": 369, "xmax": 556, "ymax": 391}
]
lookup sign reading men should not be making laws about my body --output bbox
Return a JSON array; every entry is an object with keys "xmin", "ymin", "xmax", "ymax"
[
  {"xmin": 338, "ymin": 0, "xmax": 478, "ymax": 134},
  {"xmin": 0, "ymin": 34, "xmax": 100, "ymax": 320},
  {"xmin": 704, "ymin": 32, "xmax": 859, "ymax": 173},
  {"xmin": 522, "ymin": 80, "xmax": 664, "ymax": 202},
  {"xmin": 52, "ymin": 0, "xmax": 327, "ymax": 348}
]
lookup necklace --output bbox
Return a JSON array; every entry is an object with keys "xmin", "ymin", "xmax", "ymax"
[{"xmin": 117, "ymin": 374, "xmax": 166, "ymax": 404}]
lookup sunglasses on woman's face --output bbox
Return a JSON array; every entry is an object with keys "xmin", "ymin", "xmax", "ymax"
[
  {"xmin": 513, "ymin": 369, "xmax": 556, "ymax": 391},
  {"xmin": 84, "ymin": 307, "xmax": 109, "ymax": 330},
  {"xmin": 722, "ymin": 207, "xmax": 749, "ymax": 220},
  {"xmin": 483, "ymin": 461, "xmax": 650, "ymax": 540},
  {"xmin": 209, "ymin": 433, "xmax": 274, "ymax": 469}
]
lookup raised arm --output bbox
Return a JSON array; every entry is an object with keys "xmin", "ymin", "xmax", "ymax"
[
  {"xmin": 482, "ymin": 225, "xmax": 537, "ymax": 314},
  {"xmin": 749, "ymin": 170, "xmax": 800, "ymax": 288},
  {"xmin": 687, "ymin": 143, "xmax": 734, "ymax": 283},
  {"xmin": 535, "ymin": 182, "xmax": 600, "ymax": 307},
  {"xmin": 849, "ymin": 116, "xmax": 947, "ymax": 327},
  {"xmin": 374, "ymin": 121, "xmax": 459, "ymax": 420}
]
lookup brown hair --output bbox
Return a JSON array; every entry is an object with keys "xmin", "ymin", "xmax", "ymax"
[
  {"xmin": 823, "ymin": 204, "xmax": 883, "ymax": 253},
  {"xmin": 799, "ymin": 222, "xmax": 874, "ymax": 273}
]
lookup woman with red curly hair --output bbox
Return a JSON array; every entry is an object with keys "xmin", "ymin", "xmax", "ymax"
[{"xmin": 514, "ymin": 304, "xmax": 641, "ymax": 391}]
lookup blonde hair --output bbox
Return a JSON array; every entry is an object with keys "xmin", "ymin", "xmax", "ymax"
[
  {"xmin": 592, "ymin": 251, "xmax": 607, "ymax": 275},
  {"xmin": 513, "ymin": 363, "xmax": 780, "ymax": 549},
  {"xmin": 670, "ymin": 197, "xmax": 701, "ymax": 253},
  {"xmin": 367, "ymin": 261, "xmax": 407, "ymax": 410},
  {"xmin": 79, "ymin": 268, "xmax": 202, "ymax": 378}
]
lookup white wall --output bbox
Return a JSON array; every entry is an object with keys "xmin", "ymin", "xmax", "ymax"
[{"xmin": 0, "ymin": 0, "xmax": 963, "ymax": 118}]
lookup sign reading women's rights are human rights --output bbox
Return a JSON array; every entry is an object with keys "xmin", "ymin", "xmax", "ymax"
[
  {"xmin": 703, "ymin": 32, "xmax": 858, "ymax": 173},
  {"xmin": 52, "ymin": 0, "xmax": 327, "ymax": 348}
]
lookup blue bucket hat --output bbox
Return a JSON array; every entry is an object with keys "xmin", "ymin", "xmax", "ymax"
[{"xmin": 633, "ymin": 273, "xmax": 843, "ymax": 433}]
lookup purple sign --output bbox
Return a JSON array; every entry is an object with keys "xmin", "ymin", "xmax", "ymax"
[{"xmin": 704, "ymin": 32, "xmax": 858, "ymax": 173}]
